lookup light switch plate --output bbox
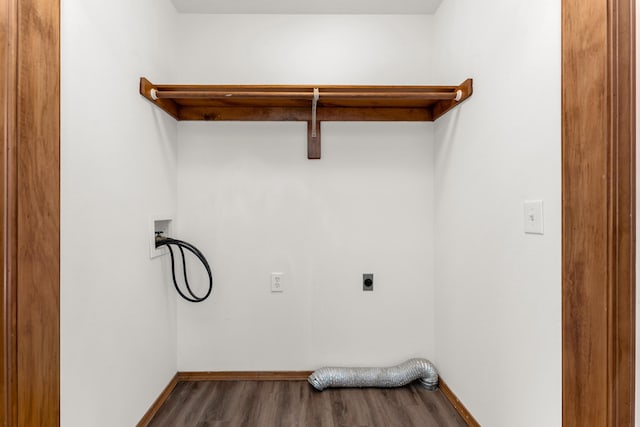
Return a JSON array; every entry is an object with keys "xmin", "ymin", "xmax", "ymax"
[{"xmin": 524, "ymin": 200, "xmax": 544, "ymax": 235}]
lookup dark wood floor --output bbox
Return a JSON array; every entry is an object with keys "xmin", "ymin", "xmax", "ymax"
[{"xmin": 148, "ymin": 380, "xmax": 468, "ymax": 427}]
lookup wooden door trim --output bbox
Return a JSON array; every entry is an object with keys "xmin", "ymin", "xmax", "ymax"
[
  {"xmin": 1, "ymin": 0, "xmax": 60, "ymax": 425},
  {"xmin": 562, "ymin": 0, "xmax": 635, "ymax": 425},
  {"xmin": 1, "ymin": 0, "xmax": 18, "ymax": 425}
]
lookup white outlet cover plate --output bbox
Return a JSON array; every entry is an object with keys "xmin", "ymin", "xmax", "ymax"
[
  {"xmin": 271, "ymin": 272, "xmax": 284, "ymax": 292},
  {"xmin": 523, "ymin": 200, "xmax": 544, "ymax": 235},
  {"xmin": 149, "ymin": 215, "xmax": 174, "ymax": 259}
]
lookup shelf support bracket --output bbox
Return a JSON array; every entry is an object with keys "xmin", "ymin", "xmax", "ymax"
[
  {"xmin": 307, "ymin": 120, "xmax": 321, "ymax": 160},
  {"xmin": 308, "ymin": 88, "xmax": 321, "ymax": 159}
]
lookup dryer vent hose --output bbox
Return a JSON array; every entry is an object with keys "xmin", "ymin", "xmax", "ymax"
[{"xmin": 308, "ymin": 358, "xmax": 438, "ymax": 391}]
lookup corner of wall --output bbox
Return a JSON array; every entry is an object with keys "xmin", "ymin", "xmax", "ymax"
[
  {"xmin": 431, "ymin": 1, "xmax": 562, "ymax": 426},
  {"xmin": 60, "ymin": 1, "xmax": 180, "ymax": 426}
]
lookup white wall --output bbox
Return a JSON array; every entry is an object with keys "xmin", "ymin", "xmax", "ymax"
[
  {"xmin": 175, "ymin": 14, "xmax": 434, "ymax": 85},
  {"xmin": 432, "ymin": 1, "xmax": 561, "ymax": 426},
  {"xmin": 60, "ymin": 1, "xmax": 179, "ymax": 426},
  {"xmin": 174, "ymin": 15, "xmax": 437, "ymax": 370}
]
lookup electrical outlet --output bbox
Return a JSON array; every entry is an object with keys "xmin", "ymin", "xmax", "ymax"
[
  {"xmin": 363, "ymin": 273, "xmax": 374, "ymax": 291},
  {"xmin": 271, "ymin": 272, "xmax": 284, "ymax": 293}
]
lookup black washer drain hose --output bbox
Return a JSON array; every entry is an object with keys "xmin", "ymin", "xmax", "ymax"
[{"xmin": 155, "ymin": 236, "xmax": 213, "ymax": 303}]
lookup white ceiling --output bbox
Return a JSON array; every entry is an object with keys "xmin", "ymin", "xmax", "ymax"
[{"xmin": 171, "ymin": 0, "xmax": 444, "ymax": 15}]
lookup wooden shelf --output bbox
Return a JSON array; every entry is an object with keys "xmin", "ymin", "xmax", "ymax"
[{"xmin": 139, "ymin": 77, "xmax": 473, "ymax": 159}]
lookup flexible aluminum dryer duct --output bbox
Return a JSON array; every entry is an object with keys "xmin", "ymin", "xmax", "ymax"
[{"xmin": 308, "ymin": 358, "xmax": 438, "ymax": 391}]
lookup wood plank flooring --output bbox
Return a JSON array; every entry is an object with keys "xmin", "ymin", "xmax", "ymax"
[{"xmin": 147, "ymin": 380, "xmax": 468, "ymax": 427}]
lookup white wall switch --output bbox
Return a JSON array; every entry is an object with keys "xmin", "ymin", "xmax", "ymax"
[
  {"xmin": 524, "ymin": 200, "xmax": 544, "ymax": 235},
  {"xmin": 271, "ymin": 272, "xmax": 284, "ymax": 292}
]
